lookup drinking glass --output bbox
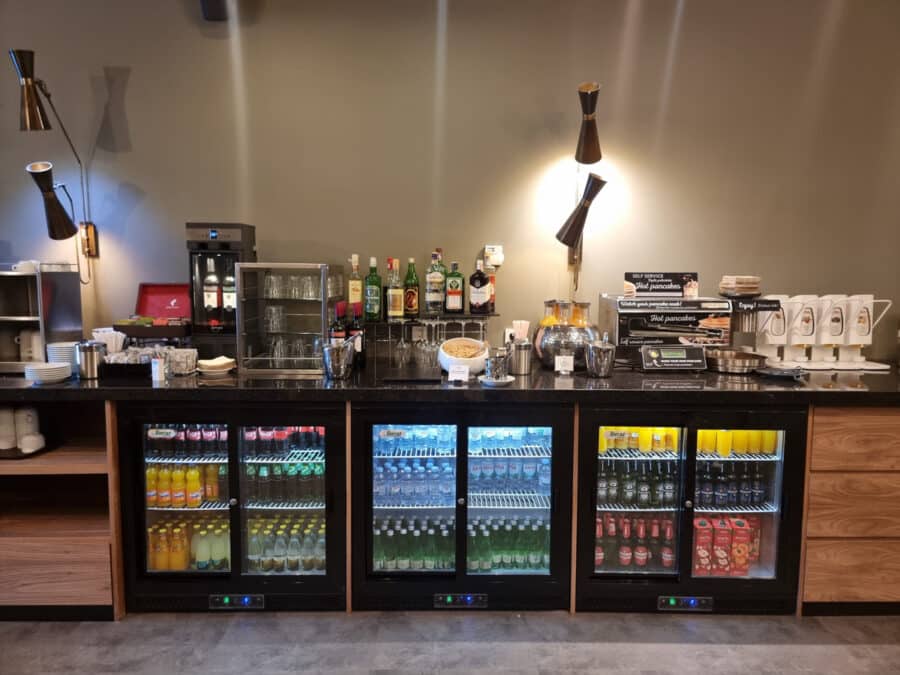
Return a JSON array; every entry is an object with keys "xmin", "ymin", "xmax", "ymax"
[
  {"xmin": 288, "ymin": 275, "xmax": 303, "ymax": 300},
  {"xmin": 265, "ymin": 305, "xmax": 286, "ymax": 333},
  {"xmin": 264, "ymin": 273, "xmax": 286, "ymax": 299},
  {"xmin": 271, "ymin": 336, "xmax": 287, "ymax": 369}
]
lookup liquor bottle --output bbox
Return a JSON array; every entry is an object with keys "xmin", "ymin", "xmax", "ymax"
[
  {"xmin": 348, "ymin": 303, "xmax": 365, "ymax": 367},
  {"xmin": 751, "ymin": 464, "xmax": 766, "ymax": 505},
  {"xmin": 485, "ymin": 263, "xmax": 497, "ymax": 314},
  {"xmin": 634, "ymin": 519, "xmax": 649, "ymax": 569},
  {"xmin": 621, "ymin": 462, "xmax": 636, "ymax": 505},
  {"xmin": 403, "ymin": 258, "xmax": 419, "ymax": 318},
  {"xmin": 596, "ymin": 460, "xmax": 608, "ymax": 504},
  {"xmin": 329, "ymin": 302, "xmax": 347, "ymax": 346},
  {"xmin": 726, "ymin": 462, "xmax": 738, "ymax": 506},
  {"xmin": 202, "ymin": 257, "xmax": 221, "ymax": 324},
  {"xmin": 222, "ymin": 259, "xmax": 236, "ymax": 324},
  {"xmin": 662, "ymin": 461, "xmax": 676, "ymax": 507},
  {"xmin": 387, "ymin": 259, "xmax": 404, "ymax": 320},
  {"xmin": 606, "ymin": 461, "xmax": 619, "ymax": 503},
  {"xmin": 738, "ymin": 461, "xmax": 752, "ymax": 506},
  {"xmin": 469, "ymin": 259, "xmax": 490, "ymax": 314},
  {"xmin": 698, "ymin": 462, "xmax": 714, "ymax": 508},
  {"xmin": 445, "ymin": 262, "xmax": 464, "ymax": 314},
  {"xmin": 618, "ymin": 518, "xmax": 633, "ymax": 569},
  {"xmin": 636, "ymin": 464, "xmax": 651, "ymax": 507},
  {"xmin": 382, "ymin": 258, "xmax": 393, "ymax": 321},
  {"xmin": 348, "ymin": 254, "xmax": 363, "ymax": 307},
  {"xmin": 714, "ymin": 464, "xmax": 729, "ymax": 508},
  {"xmin": 364, "ymin": 257, "xmax": 382, "ymax": 322},
  {"xmin": 424, "ymin": 251, "xmax": 446, "ymax": 315}
]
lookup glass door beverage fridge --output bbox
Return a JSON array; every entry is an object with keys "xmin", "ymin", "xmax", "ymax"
[
  {"xmin": 119, "ymin": 402, "xmax": 345, "ymax": 611},
  {"xmin": 576, "ymin": 408, "xmax": 806, "ymax": 613},
  {"xmin": 352, "ymin": 404, "xmax": 573, "ymax": 610}
]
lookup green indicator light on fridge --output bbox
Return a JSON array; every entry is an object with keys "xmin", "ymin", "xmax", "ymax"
[
  {"xmin": 446, "ymin": 595, "xmax": 453, "ymax": 604},
  {"xmin": 669, "ymin": 598, "xmax": 677, "ymax": 606},
  {"xmin": 223, "ymin": 596, "xmax": 231, "ymax": 605}
]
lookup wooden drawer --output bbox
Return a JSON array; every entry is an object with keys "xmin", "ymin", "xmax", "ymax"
[
  {"xmin": 807, "ymin": 473, "xmax": 900, "ymax": 537},
  {"xmin": 804, "ymin": 539, "xmax": 900, "ymax": 602},
  {"xmin": 811, "ymin": 408, "xmax": 900, "ymax": 471},
  {"xmin": 0, "ymin": 537, "xmax": 111, "ymax": 605}
]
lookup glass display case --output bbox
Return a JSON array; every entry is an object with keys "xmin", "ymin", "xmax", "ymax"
[{"xmin": 236, "ymin": 263, "xmax": 344, "ymax": 377}]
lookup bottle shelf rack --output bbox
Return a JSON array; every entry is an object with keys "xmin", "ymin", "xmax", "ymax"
[
  {"xmin": 598, "ymin": 449, "xmax": 680, "ymax": 461},
  {"xmin": 595, "ymin": 504, "xmax": 679, "ymax": 512},
  {"xmin": 694, "ymin": 502, "xmax": 778, "ymax": 514},
  {"xmin": 373, "ymin": 502, "xmax": 457, "ymax": 510},
  {"xmin": 146, "ymin": 501, "xmax": 230, "ymax": 512},
  {"xmin": 243, "ymin": 448, "xmax": 326, "ymax": 464},
  {"xmin": 145, "ymin": 455, "xmax": 228, "ymax": 465},
  {"xmin": 469, "ymin": 446, "xmax": 552, "ymax": 458},
  {"xmin": 468, "ymin": 492, "xmax": 551, "ymax": 510},
  {"xmin": 244, "ymin": 500, "xmax": 326, "ymax": 511},
  {"xmin": 695, "ymin": 452, "xmax": 781, "ymax": 462},
  {"xmin": 373, "ymin": 449, "xmax": 457, "ymax": 459}
]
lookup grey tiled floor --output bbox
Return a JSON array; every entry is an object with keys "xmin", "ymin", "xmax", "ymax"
[{"xmin": 3, "ymin": 611, "xmax": 900, "ymax": 674}]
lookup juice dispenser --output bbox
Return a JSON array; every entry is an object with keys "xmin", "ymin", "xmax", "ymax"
[
  {"xmin": 806, "ymin": 295, "xmax": 843, "ymax": 370},
  {"xmin": 755, "ymin": 294, "xmax": 789, "ymax": 366},
  {"xmin": 836, "ymin": 294, "xmax": 893, "ymax": 371}
]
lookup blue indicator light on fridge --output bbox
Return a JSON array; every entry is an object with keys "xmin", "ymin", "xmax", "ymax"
[
  {"xmin": 658, "ymin": 596, "xmax": 712, "ymax": 612},
  {"xmin": 434, "ymin": 593, "xmax": 488, "ymax": 608},
  {"xmin": 209, "ymin": 229, "xmax": 218, "ymax": 239},
  {"xmin": 209, "ymin": 594, "xmax": 265, "ymax": 610}
]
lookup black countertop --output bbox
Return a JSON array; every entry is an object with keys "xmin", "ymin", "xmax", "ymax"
[{"xmin": 1, "ymin": 367, "xmax": 898, "ymax": 407}]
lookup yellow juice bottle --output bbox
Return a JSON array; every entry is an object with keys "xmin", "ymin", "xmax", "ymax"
[{"xmin": 716, "ymin": 430, "xmax": 733, "ymax": 457}]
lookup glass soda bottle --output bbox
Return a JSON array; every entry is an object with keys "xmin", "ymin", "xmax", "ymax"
[
  {"xmin": 396, "ymin": 528, "xmax": 411, "ymax": 571},
  {"xmin": 382, "ymin": 529, "xmax": 397, "ymax": 571},
  {"xmin": 145, "ymin": 466, "xmax": 158, "ymax": 507},
  {"xmin": 247, "ymin": 529, "xmax": 262, "ymax": 572},
  {"xmin": 467, "ymin": 529, "xmax": 480, "ymax": 573},
  {"xmin": 156, "ymin": 466, "xmax": 172, "ymax": 507},
  {"xmin": 410, "ymin": 529, "xmax": 424, "ymax": 571},
  {"xmin": 186, "ymin": 466, "xmax": 203, "ymax": 507}
]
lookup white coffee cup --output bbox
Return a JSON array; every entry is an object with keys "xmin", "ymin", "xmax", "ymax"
[{"xmin": 14, "ymin": 407, "xmax": 39, "ymax": 445}]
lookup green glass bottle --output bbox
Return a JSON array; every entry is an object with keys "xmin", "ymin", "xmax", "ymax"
[
  {"xmin": 364, "ymin": 257, "xmax": 382, "ymax": 322},
  {"xmin": 467, "ymin": 528, "xmax": 480, "ymax": 573},
  {"xmin": 403, "ymin": 258, "xmax": 419, "ymax": 318},
  {"xmin": 480, "ymin": 528, "xmax": 493, "ymax": 573},
  {"xmin": 444, "ymin": 262, "xmax": 464, "ymax": 314}
]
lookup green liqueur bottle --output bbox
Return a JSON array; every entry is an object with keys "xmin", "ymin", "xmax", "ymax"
[
  {"xmin": 364, "ymin": 257, "xmax": 382, "ymax": 322},
  {"xmin": 403, "ymin": 258, "xmax": 419, "ymax": 319},
  {"xmin": 467, "ymin": 529, "xmax": 480, "ymax": 573},
  {"xmin": 444, "ymin": 262, "xmax": 464, "ymax": 314}
]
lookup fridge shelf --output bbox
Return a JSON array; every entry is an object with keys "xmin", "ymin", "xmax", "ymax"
[
  {"xmin": 696, "ymin": 452, "xmax": 780, "ymax": 462},
  {"xmin": 147, "ymin": 501, "xmax": 230, "ymax": 512},
  {"xmin": 373, "ymin": 449, "xmax": 456, "ymax": 459},
  {"xmin": 598, "ymin": 449, "xmax": 680, "ymax": 461},
  {"xmin": 695, "ymin": 502, "xmax": 778, "ymax": 514},
  {"xmin": 243, "ymin": 449, "xmax": 325, "ymax": 464},
  {"xmin": 245, "ymin": 500, "xmax": 326, "ymax": 510},
  {"xmin": 373, "ymin": 503, "xmax": 456, "ymax": 510},
  {"xmin": 596, "ymin": 504, "xmax": 678, "ymax": 512},
  {"xmin": 145, "ymin": 455, "xmax": 228, "ymax": 464},
  {"xmin": 469, "ymin": 492, "xmax": 551, "ymax": 510},
  {"xmin": 468, "ymin": 445, "xmax": 552, "ymax": 458}
]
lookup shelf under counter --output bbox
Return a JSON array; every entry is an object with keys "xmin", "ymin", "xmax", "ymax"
[{"xmin": 0, "ymin": 440, "xmax": 107, "ymax": 475}]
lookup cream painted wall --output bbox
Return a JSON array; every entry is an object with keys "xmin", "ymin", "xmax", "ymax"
[{"xmin": 1, "ymin": 0, "xmax": 898, "ymax": 358}]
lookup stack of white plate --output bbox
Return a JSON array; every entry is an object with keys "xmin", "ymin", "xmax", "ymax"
[
  {"xmin": 197, "ymin": 356, "xmax": 236, "ymax": 379},
  {"xmin": 46, "ymin": 341, "xmax": 79, "ymax": 369},
  {"xmin": 24, "ymin": 361, "xmax": 72, "ymax": 384}
]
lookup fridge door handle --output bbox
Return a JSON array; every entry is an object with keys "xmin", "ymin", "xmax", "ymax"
[
  {"xmin": 457, "ymin": 497, "xmax": 466, "ymax": 506},
  {"xmin": 683, "ymin": 499, "xmax": 693, "ymax": 509},
  {"xmin": 228, "ymin": 498, "xmax": 239, "ymax": 507},
  {"xmin": 326, "ymin": 487, "xmax": 335, "ymax": 513}
]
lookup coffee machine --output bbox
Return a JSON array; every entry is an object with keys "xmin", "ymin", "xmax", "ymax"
[{"xmin": 186, "ymin": 223, "xmax": 256, "ymax": 359}]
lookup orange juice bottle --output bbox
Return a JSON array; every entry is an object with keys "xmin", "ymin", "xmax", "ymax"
[
  {"xmin": 156, "ymin": 466, "xmax": 172, "ymax": 507},
  {"xmin": 170, "ymin": 527, "xmax": 188, "ymax": 570},
  {"xmin": 186, "ymin": 466, "xmax": 203, "ymax": 507},
  {"xmin": 205, "ymin": 464, "xmax": 219, "ymax": 501},
  {"xmin": 147, "ymin": 527, "xmax": 158, "ymax": 570},
  {"xmin": 664, "ymin": 428, "xmax": 679, "ymax": 453},
  {"xmin": 171, "ymin": 465, "xmax": 187, "ymax": 508},
  {"xmin": 154, "ymin": 527, "xmax": 171, "ymax": 570},
  {"xmin": 145, "ymin": 466, "xmax": 158, "ymax": 507},
  {"xmin": 598, "ymin": 428, "xmax": 609, "ymax": 454}
]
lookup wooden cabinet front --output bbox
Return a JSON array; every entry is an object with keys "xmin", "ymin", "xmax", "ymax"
[
  {"xmin": 804, "ymin": 539, "xmax": 900, "ymax": 602},
  {"xmin": 807, "ymin": 473, "xmax": 900, "ymax": 538},
  {"xmin": 811, "ymin": 408, "xmax": 900, "ymax": 472}
]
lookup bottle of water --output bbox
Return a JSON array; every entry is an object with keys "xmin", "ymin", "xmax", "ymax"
[
  {"xmin": 538, "ymin": 458, "xmax": 551, "ymax": 494},
  {"xmin": 400, "ymin": 466, "xmax": 414, "ymax": 506},
  {"xmin": 373, "ymin": 465, "xmax": 385, "ymax": 504},
  {"xmin": 287, "ymin": 533, "xmax": 301, "ymax": 572},
  {"xmin": 388, "ymin": 466, "xmax": 400, "ymax": 504},
  {"xmin": 440, "ymin": 465, "xmax": 454, "ymax": 504}
]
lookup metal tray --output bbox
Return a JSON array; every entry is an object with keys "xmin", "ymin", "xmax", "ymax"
[{"xmin": 705, "ymin": 348, "xmax": 767, "ymax": 374}]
